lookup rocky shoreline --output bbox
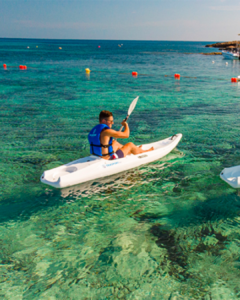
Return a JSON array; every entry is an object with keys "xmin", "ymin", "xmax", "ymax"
[
  {"xmin": 184, "ymin": 52, "xmax": 222, "ymax": 55},
  {"xmin": 205, "ymin": 41, "xmax": 239, "ymax": 49},
  {"xmin": 200, "ymin": 52, "xmax": 222, "ymax": 55}
]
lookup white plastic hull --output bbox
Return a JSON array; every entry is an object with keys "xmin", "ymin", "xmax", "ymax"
[
  {"xmin": 220, "ymin": 165, "xmax": 240, "ymax": 188},
  {"xmin": 222, "ymin": 50, "xmax": 240, "ymax": 60},
  {"xmin": 41, "ymin": 133, "xmax": 182, "ymax": 188}
]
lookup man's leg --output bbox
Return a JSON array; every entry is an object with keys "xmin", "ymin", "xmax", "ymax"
[
  {"xmin": 112, "ymin": 139, "xmax": 123, "ymax": 152},
  {"xmin": 120, "ymin": 142, "xmax": 154, "ymax": 157}
]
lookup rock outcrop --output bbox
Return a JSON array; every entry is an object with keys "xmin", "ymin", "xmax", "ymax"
[
  {"xmin": 200, "ymin": 52, "xmax": 222, "ymax": 55},
  {"xmin": 205, "ymin": 41, "xmax": 239, "ymax": 48},
  {"xmin": 184, "ymin": 52, "xmax": 222, "ymax": 55}
]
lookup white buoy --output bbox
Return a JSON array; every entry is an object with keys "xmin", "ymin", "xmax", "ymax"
[
  {"xmin": 226, "ymin": 62, "xmax": 228, "ymax": 65},
  {"xmin": 212, "ymin": 61, "xmax": 215, "ymax": 63}
]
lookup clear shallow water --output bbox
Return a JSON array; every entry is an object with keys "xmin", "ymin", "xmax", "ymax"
[{"xmin": 1, "ymin": 39, "xmax": 240, "ymax": 299}]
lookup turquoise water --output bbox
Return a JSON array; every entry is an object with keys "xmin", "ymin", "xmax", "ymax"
[{"xmin": 1, "ymin": 39, "xmax": 240, "ymax": 299}]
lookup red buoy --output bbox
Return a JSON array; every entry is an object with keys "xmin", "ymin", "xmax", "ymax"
[
  {"xmin": 231, "ymin": 78, "xmax": 237, "ymax": 83},
  {"xmin": 174, "ymin": 74, "xmax": 180, "ymax": 79},
  {"xmin": 98, "ymin": 46, "xmax": 101, "ymax": 48},
  {"xmin": 19, "ymin": 65, "xmax": 27, "ymax": 70},
  {"xmin": 3, "ymin": 64, "xmax": 7, "ymax": 69},
  {"xmin": 132, "ymin": 71, "xmax": 138, "ymax": 76}
]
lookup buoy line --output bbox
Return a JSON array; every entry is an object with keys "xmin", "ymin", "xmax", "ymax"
[
  {"xmin": 2, "ymin": 64, "xmax": 37, "ymax": 70},
  {"xmin": 87, "ymin": 70, "xmax": 198, "ymax": 79},
  {"xmin": 87, "ymin": 70, "xmax": 239, "ymax": 81},
  {"xmin": 3, "ymin": 64, "xmax": 239, "ymax": 82}
]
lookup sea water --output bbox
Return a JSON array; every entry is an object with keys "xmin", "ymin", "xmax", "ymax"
[{"xmin": 0, "ymin": 39, "xmax": 240, "ymax": 299}]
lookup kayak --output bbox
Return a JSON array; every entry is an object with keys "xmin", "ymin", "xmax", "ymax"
[
  {"xmin": 40, "ymin": 133, "xmax": 182, "ymax": 189},
  {"xmin": 220, "ymin": 165, "xmax": 240, "ymax": 188}
]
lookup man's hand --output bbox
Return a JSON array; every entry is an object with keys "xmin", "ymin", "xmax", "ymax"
[{"xmin": 121, "ymin": 120, "xmax": 127, "ymax": 127}]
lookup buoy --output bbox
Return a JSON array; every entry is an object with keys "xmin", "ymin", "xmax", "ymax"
[
  {"xmin": 3, "ymin": 64, "xmax": 7, "ymax": 69},
  {"xmin": 132, "ymin": 71, "xmax": 138, "ymax": 76},
  {"xmin": 231, "ymin": 78, "xmax": 237, "ymax": 83},
  {"xmin": 36, "ymin": 46, "xmax": 38, "ymax": 48},
  {"xmin": 226, "ymin": 62, "xmax": 228, "ymax": 65},
  {"xmin": 98, "ymin": 46, "xmax": 101, "ymax": 48},
  {"xmin": 27, "ymin": 46, "xmax": 30, "ymax": 49},
  {"xmin": 19, "ymin": 65, "xmax": 27, "ymax": 70},
  {"xmin": 85, "ymin": 68, "xmax": 91, "ymax": 74},
  {"xmin": 59, "ymin": 47, "xmax": 62, "ymax": 50},
  {"xmin": 212, "ymin": 61, "xmax": 215, "ymax": 63},
  {"xmin": 174, "ymin": 74, "xmax": 180, "ymax": 79}
]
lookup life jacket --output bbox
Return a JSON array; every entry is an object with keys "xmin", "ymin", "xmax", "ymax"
[{"xmin": 88, "ymin": 124, "xmax": 114, "ymax": 157}]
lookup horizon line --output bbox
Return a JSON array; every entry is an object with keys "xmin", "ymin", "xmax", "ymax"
[{"xmin": 0, "ymin": 37, "xmax": 223, "ymax": 43}]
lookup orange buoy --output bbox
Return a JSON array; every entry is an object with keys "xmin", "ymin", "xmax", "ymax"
[
  {"xmin": 174, "ymin": 74, "xmax": 180, "ymax": 79},
  {"xmin": 231, "ymin": 78, "xmax": 237, "ymax": 83},
  {"xmin": 3, "ymin": 64, "xmax": 7, "ymax": 69},
  {"xmin": 19, "ymin": 65, "xmax": 27, "ymax": 70},
  {"xmin": 132, "ymin": 71, "xmax": 138, "ymax": 76},
  {"xmin": 85, "ymin": 68, "xmax": 91, "ymax": 74}
]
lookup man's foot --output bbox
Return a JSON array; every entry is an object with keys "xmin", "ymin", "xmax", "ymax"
[
  {"xmin": 145, "ymin": 146, "xmax": 154, "ymax": 153},
  {"xmin": 139, "ymin": 145, "xmax": 154, "ymax": 153}
]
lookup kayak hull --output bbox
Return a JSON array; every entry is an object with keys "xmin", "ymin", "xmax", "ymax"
[
  {"xmin": 41, "ymin": 133, "xmax": 182, "ymax": 188},
  {"xmin": 220, "ymin": 165, "xmax": 240, "ymax": 188}
]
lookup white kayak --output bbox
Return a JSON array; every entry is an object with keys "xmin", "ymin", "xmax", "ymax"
[
  {"xmin": 220, "ymin": 165, "xmax": 240, "ymax": 188},
  {"xmin": 41, "ymin": 133, "xmax": 182, "ymax": 189}
]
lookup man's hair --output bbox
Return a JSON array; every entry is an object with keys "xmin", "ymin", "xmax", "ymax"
[{"xmin": 99, "ymin": 110, "xmax": 113, "ymax": 122}]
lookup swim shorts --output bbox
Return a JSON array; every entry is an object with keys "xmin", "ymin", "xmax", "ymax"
[{"xmin": 109, "ymin": 149, "xmax": 124, "ymax": 160}]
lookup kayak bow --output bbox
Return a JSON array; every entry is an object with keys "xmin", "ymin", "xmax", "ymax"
[{"xmin": 220, "ymin": 165, "xmax": 240, "ymax": 188}]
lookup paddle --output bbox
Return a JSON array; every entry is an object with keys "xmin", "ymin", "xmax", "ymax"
[{"xmin": 119, "ymin": 96, "xmax": 139, "ymax": 132}]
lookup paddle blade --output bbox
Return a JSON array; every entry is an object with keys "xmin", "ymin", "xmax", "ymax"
[{"xmin": 127, "ymin": 96, "xmax": 139, "ymax": 116}]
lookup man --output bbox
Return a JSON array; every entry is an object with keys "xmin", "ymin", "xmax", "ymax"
[{"xmin": 88, "ymin": 110, "xmax": 154, "ymax": 160}]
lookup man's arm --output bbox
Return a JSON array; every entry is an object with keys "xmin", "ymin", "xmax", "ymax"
[{"xmin": 103, "ymin": 121, "xmax": 130, "ymax": 139}]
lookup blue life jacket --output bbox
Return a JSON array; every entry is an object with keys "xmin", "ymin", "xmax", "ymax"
[{"xmin": 88, "ymin": 124, "xmax": 114, "ymax": 157}]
